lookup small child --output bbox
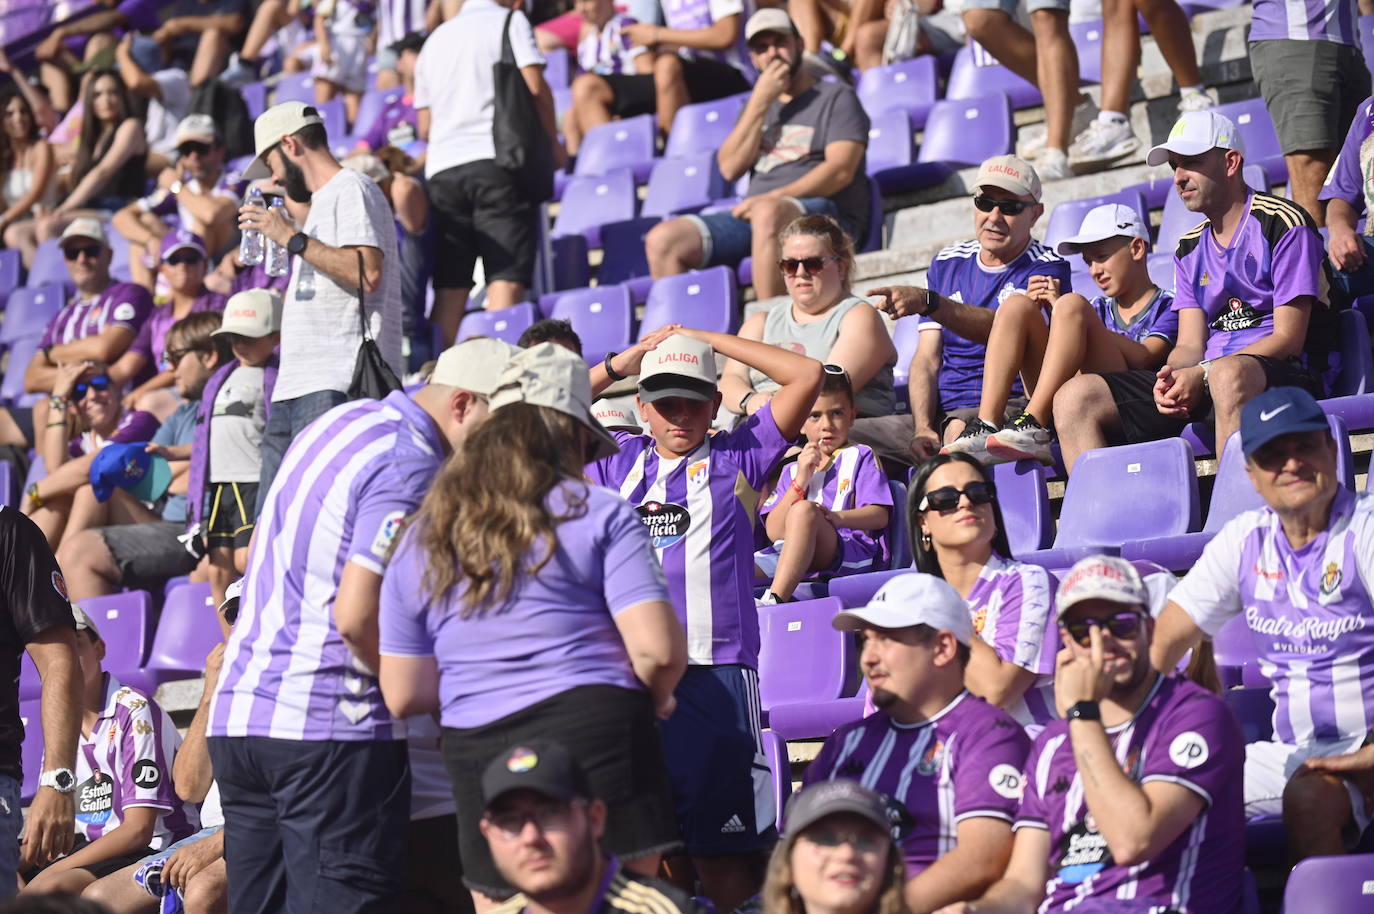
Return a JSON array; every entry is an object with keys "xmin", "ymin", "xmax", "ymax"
[
  {"xmin": 312, "ymin": 0, "xmax": 373, "ymax": 123},
  {"xmin": 756, "ymin": 367, "xmax": 893, "ymax": 603},
  {"xmin": 186, "ymin": 289, "xmax": 281, "ymax": 628}
]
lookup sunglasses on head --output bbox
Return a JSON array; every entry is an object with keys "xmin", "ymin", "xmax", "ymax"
[
  {"xmin": 63, "ymin": 245, "xmax": 103, "ymax": 261},
  {"xmin": 165, "ymin": 250, "xmax": 204, "ymax": 267},
  {"xmin": 778, "ymin": 255, "xmax": 838, "ymax": 276},
  {"xmin": 1061, "ymin": 611, "xmax": 1146, "ymax": 646},
  {"xmin": 972, "ymin": 194, "xmax": 1033, "ymax": 216},
  {"xmin": 918, "ymin": 481, "xmax": 994, "ymax": 513},
  {"xmin": 178, "ymin": 141, "xmax": 212, "ymax": 157},
  {"xmin": 73, "ymin": 375, "xmax": 111, "ymax": 399}
]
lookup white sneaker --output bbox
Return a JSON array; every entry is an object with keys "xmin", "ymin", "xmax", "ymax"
[
  {"xmin": 1177, "ymin": 91, "xmax": 1215, "ymax": 114},
  {"xmin": 1069, "ymin": 118, "xmax": 1141, "ymax": 169},
  {"xmin": 940, "ymin": 417, "xmax": 1000, "ymax": 464},
  {"xmin": 1036, "ymin": 147, "xmax": 1074, "ymax": 181},
  {"xmin": 986, "ymin": 413, "xmax": 1055, "ymax": 465},
  {"xmin": 1020, "ymin": 93, "xmax": 1097, "ymax": 159}
]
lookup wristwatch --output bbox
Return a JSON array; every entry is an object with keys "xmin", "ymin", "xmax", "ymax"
[
  {"xmin": 923, "ymin": 289, "xmax": 941, "ymax": 317},
  {"xmin": 38, "ymin": 768, "xmax": 76, "ymax": 794},
  {"xmin": 1067, "ymin": 701, "xmax": 1101, "ymax": 722},
  {"xmin": 1197, "ymin": 359, "xmax": 1212, "ymax": 391},
  {"xmin": 167, "ymin": 179, "xmax": 183, "ymax": 195},
  {"xmin": 287, "ymin": 232, "xmax": 309, "ymax": 256}
]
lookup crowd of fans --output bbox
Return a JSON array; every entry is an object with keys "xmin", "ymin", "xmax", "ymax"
[{"xmin": 0, "ymin": 0, "xmax": 1370, "ymax": 911}]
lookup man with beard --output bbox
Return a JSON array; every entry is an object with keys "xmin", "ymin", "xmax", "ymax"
[
  {"xmin": 644, "ymin": 9, "xmax": 870, "ymax": 301},
  {"xmin": 481, "ymin": 741, "xmax": 703, "ymax": 914},
  {"xmin": 941, "ymin": 557, "xmax": 1244, "ymax": 914},
  {"xmin": 802, "ymin": 573, "xmax": 1029, "ymax": 913},
  {"xmin": 236, "ymin": 101, "xmax": 404, "ymax": 515}
]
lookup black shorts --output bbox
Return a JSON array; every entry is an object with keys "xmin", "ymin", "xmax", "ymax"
[
  {"xmin": 1100, "ymin": 354, "xmax": 1321, "ymax": 445},
  {"xmin": 98, "ymin": 521, "xmax": 199, "ymax": 591},
  {"xmin": 440, "ymin": 685, "xmax": 681, "ymax": 897},
  {"xmin": 428, "ymin": 160, "xmax": 538, "ymax": 290},
  {"xmin": 678, "ymin": 56, "xmax": 751, "ymax": 104},
  {"xmin": 206, "ymin": 482, "xmax": 258, "ymax": 551},
  {"xmin": 601, "ymin": 73, "xmax": 658, "ymax": 118},
  {"xmin": 21, "ymin": 835, "xmax": 156, "ymax": 881}
]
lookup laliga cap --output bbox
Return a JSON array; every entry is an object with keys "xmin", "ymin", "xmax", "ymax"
[
  {"xmin": 593, "ymin": 398, "xmax": 642, "ymax": 431},
  {"xmin": 243, "ymin": 102, "xmax": 326, "ymax": 181},
  {"xmin": 832, "ymin": 572, "xmax": 973, "ymax": 645},
  {"xmin": 1055, "ymin": 203, "xmax": 1150, "ymax": 255},
  {"xmin": 1239, "ymin": 386, "xmax": 1329, "ymax": 458},
  {"xmin": 490, "ymin": 343, "xmax": 619, "ymax": 460},
  {"xmin": 783, "ymin": 779, "xmax": 892, "ymax": 838},
  {"xmin": 481, "ymin": 740, "xmax": 592, "ymax": 807},
  {"xmin": 973, "ymin": 154, "xmax": 1042, "ymax": 203},
  {"xmin": 1055, "ymin": 555, "xmax": 1150, "ymax": 620},
  {"xmin": 59, "ymin": 217, "xmax": 109, "ymax": 251},
  {"xmin": 215, "ymin": 288, "xmax": 282, "ymax": 338},
  {"xmin": 638, "ymin": 334, "xmax": 717, "ymax": 403},
  {"xmin": 1146, "ymin": 110, "xmax": 1243, "ymax": 167}
]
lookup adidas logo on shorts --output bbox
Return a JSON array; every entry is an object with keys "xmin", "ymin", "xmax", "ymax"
[{"xmin": 720, "ymin": 815, "xmax": 746, "ymax": 834}]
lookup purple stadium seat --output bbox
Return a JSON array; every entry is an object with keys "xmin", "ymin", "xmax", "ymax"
[
  {"xmin": 1146, "ymin": 251, "xmax": 1174, "ymax": 290},
  {"xmin": 80, "ymin": 590, "xmax": 155, "ymax": 675},
  {"xmin": 642, "ymin": 266, "xmax": 738, "ymax": 334},
  {"xmin": 551, "ymin": 167, "xmax": 637, "ymax": 248},
  {"xmin": 891, "ymin": 315, "xmax": 920, "ymax": 413},
  {"xmin": 457, "ymin": 302, "xmax": 537, "ymax": 345},
  {"xmin": 917, "ymin": 93, "xmax": 1015, "ymax": 169},
  {"xmin": 0, "ymin": 247, "xmax": 20, "ymax": 305},
  {"xmin": 665, "ymin": 94, "xmax": 748, "ymax": 159},
  {"xmin": 866, "ymin": 110, "xmax": 944, "ymax": 193},
  {"xmin": 141, "ymin": 582, "xmax": 224, "ymax": 688},
  {"xmin": 596, "ymin": 216, "xmax": 659, "ymax": 286},
  {"xmin": 761, "ymin": 728, "xmax": 791, "ymax": 831},
  {"xmin": 18, "ymin": 651, "xmax": 39, "ymax": 701},
  {"xmin": 1070, "ymin": 20, "xmax": 1103, "ymax": 84},
  {"xmin": 1319, "ymin": 393, "xmax": 1374, "ymax": 433},
  {"xmin": 19, "ymin": 698, "xmax": 42, "ymax": 803},
  {"xmin": 575, "ymin": 114, "xmax": 657, "ymax": 183},
  {"xmin": 856, "ymin": 55, "xmax": 939, "ymax": 127},
  {"xmin": 1282, "ymin": 854, "xmax": 1374, "ymax": 913},
  {"xmin": 758, "ymin": 597, "xmax": 853, "ymax": 712},
  {"xmin": 1043, "ymin": 189, "xmax": 1149, "ymax": 254},
  {"xmin": 107, "ymin": 229, "xmax": 132, "ymax": 282},
  {"xmin": 991, "ymin": 460, "xmax": 1053, "ymax": 556},
  {"xmin": 768, "ymin": 683, "xmax": 868, "ymax": 740},
  {"xmin": 1332, "ymin": 308, "xmax": 1374, "ymax": 396},
  {"xmin": 1222, "ymin": 687, "xmax": 1275, "ymax": 744},
  {"xmin": 548, "ymin": 284, "xmax": 633, "ymax": 367},
  {"xmin": 273, "ymin": 71, "xmax": 315, "ymax": 105},
  {"xmin": 242, "ymin": 81, "xmax": 268, "ymax": 120},
  {"xmin": 1021, "ymin": 437, "xmax": 1200, "ymax": 568},
  {"xmin": 349, "ymin": 87, "xmax": 404, "ymax": 144},
  {"xmin": 828, "ymin": 568, "xmax": 908, "ymax": 608},
  {"xmin": 885, "ymin": 480, "xmax": 911, "ymax": 568},
  {"xmin": 947, "ymin": 43, "xmax": 1042, "ymax": 110},
  {"xmin": 1211, "ymin": 614, "xmax": 1264, "ymax": 690},
  {"xmin": 642, "ymin": 153, "xmax": 728, "ymax": 218},
  {"xmin": 544, "ymin": 46, "xmax": 570, "ymax": 88},
  {"xmin": 27, "ymin": 239, "xmax": 69, "ymax": 290},
  {"xmin": 1, "ymin": 334, "xmax": 43, "ymax": 405},
  {"xmin": 313, "ymin": 97, "xmax": 348, "ymax": 146},
  {"xmin": 1211, "ymin": 98, "xmax": 1286, "ymax": 185}
]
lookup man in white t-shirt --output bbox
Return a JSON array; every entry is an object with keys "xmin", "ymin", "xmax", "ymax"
[
  {"xmin": 414, "ymin": 0, "xmax": 567, "ymax": 345},
  {"xmin": 236, "ymin": 101, "xmax": 403, "ymax": 516},
  {"xmin": 115, "ymin": 32, "xmax": 193, "ymax": 174}
]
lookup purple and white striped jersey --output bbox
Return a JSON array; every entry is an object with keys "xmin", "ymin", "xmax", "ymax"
[
  {"xmin": 968, "ymin": 555, "xmax": 1058, "ymax": 728},
  {"xmin": 587, "ymin": 404, "xmax": 791, "ymax": 668},
  {"xmin": 38, "ymin": 282, "xmax": 153, "ymax": 349},
  {"xmin": 1169, "ymin": 489, "xmax": 1374, "ymax": 745},
  {"xmin": 803, "ymin": 691, "xmax": 1030, "ymax": 874},
  {"xmin": 759, "ymin": 443, "xmax": 893, "ymax": 570},
  {"xmin": 209, "ymin": 390, "xmax": 445, "ymax": 742},
  {"xmin": 1016, "ymin": 675, "xmax": 1245, "ymax": 914},
  {"xmin": 1249, "ymin": 0, "xmax": 1357, "ymax": 46},
  {"xmin": 76, "ymin": 675, "xmax": 198, "ymax": 850},
  {"xmin": 136, "ymin": 170, "xmax": 242, "ymax": 231},
  {"xmin": 578, "ymin": 13, "xmax": 648, "ymax": 75}
]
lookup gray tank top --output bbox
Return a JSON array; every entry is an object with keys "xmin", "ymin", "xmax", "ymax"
[{"xmin": 749, "ymin": 295, "xmax": 896, "ymax": 417}]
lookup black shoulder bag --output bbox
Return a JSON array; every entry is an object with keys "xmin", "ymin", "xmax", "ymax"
[
  {"xmin": 492, "ymin": 9, "xmax": 555, "ymax": 204},
  {"xmin": 348, "ymin": 249, "xmax": 402, "ymax": 400}
]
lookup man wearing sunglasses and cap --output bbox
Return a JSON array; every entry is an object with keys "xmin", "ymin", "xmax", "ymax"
[
  {"xmin": 1150, "ymin": 386, "xmax": 1374, "ymax": 863},
  {"xmin": 804, "ymin": 573, "xmax": 1030, "ymax": 913},
  {"xmin": 944, "ymin": 556, "xmax": 1244, "ymax": 914},
  {"xmin": 855, "ymin": 154, "xmax": 1071, "ymax": 467}
]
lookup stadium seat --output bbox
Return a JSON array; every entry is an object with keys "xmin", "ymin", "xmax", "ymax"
[
  {"xmin": 758, "ymin": 597, "xmax": 853, "ymax": 712},
  {"xmin": 1282, "ymin": 854, "xmax": 1374, "ymax": 914},
  {"xmin": 886, "ymin": 480, "xmax": 911, "ymax": 568},
  {"xmin": 1213, "ymin": 614, "xmax": 1266, "ymax": 689},
  {"xmin": 0, "ymin": 334, "xmax": 43, "ymax": 405},
  {"xmin": 456, "ymin": 302, "xmax": 537, "ymax": 345},
  {"xmin": 314, "ymin": 96, "xmax": 348, "ymax": 146},
  {"xmin": 917, "ymin": 93, "xmax": 1015, "ymax": 170},
  {"xmin": 828, "ymin": 568, "xmax": 908, "ymax": 608},
  {"xmin": 665, "ymin": 94, "xmax": 749, "ymax": 159},
  {"xmin": 27, "ymin": 239, "xmax": 69, "ymax": 290},
  {"xmin": 855, "ymin": 55, "xmax": 939, "ymax": 127},
  {"xmin": 642, "ymin": 266, "xmax": 739, "ymax": 335},
  {"xmin": 1319, "ymin": 393, "xmax": 1374, "ymax": 434},
  {"xmin": 0, "ymin": 247, "xmax": 21, "ymax": 306},
  {"xmin": 1070, "ymin": 20, "xmax": 1103, "ymax": 84},
  {"xmin": 18, "ymin": 652, "xmax": 39, "ymax": 701},
  {"xmin": 767, "ymin": 683, "xmax": 868, "ymax": 740},
  {"xmin": 1146, "ymin": 251, "xmax": 1174, "ymax": 291},
  {"xmin": 80, "ymin": 590, "xmax": 155, "ymax": 674},
  {"xmin": 1221, "ymin": 687, "xmax": 1275, "ymax": 744},
  {"xmin": 273, "ymin": 71, "xmax": 315, "ymax": 105},
  {"xmin": 991, "ymin": 460, "xmax": 1054, "ymax": 556},
  {"xmin": 548, "ymin": 284, "xmax": 633, "ymax": 367},
  {"xmin": 19, "ymin": 698, "xmax": 42, "ymax": 803},
  {"xmin": 891, "ymin": 315, "xmax": 920, "ymax": 413},
  {"xmin": 1042, "ymin": 189, "xmax": 1149, "ymax": 254},
  {"xmin": 139, "ymin": 582, "xmax": 224, "ymax": 690},
  {"xmin": 596, "ymin": 216, "xmax": 659, "ymax": 286},
  {"xmin": 642, "ymin": 153, "xmax": 728, "ymax": 218},
  {"xmin": 947, "ymin": 43, "xmax": 1041, "ymax": 110},
  {"xmin": 242, "ymin": 81, "xmax": 268, "ymax": 120},
  {"xmin": 1021, "ymin": 437, "xmax": 1200, "ymax": 568},
  {"xmin": 761, "ymin": 728, "xmax": 791, "ymax": 831},
  {"xmin": 108, "ymin": 229, "xmax": 133, "ymax": 282},
  {"xmin": 1211, "ymin": 98, "xmax": 1287, "ymax": 185},
  {"xmin": 1332, "ymin": 308, "xmax": 1374, "ymax": 396},
  {"xmin": 544, "ymin": 46, "xmax": 570, "ymax": 88},
  {"xmin": 551, "ymin": 167, "xmax": 638, "ymax": 248},
  {"xmin": 574, "ymin": 114, "xmax": 656, "ymax": 183},
  {"xmin": 349, "ymin": 87, "xmax": 404, "ymax": 145}
]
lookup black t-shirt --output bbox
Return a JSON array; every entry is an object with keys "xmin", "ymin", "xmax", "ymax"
[{"xmin": 0, "ymin": 506, "xmax": 75, "ymax": 782}]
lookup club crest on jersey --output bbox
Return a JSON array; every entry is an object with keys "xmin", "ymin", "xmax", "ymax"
[
  {"xmin": 1320, "ymin": 561, "xmax": 1343, "ymax": 596},
  {"xmin": 837, "ymin": 477, "xmax": 850, "ymax": 495},
  {"xmin": 687, "ymin": 459, "xmax": 709, "ymax": 486},
  {"xmin": 972, "ymin": 607, "xmax": 988, "ymax": 635},
  {"xmin": 996, "ymin": 282, "xmax": 1022, "ymax": 306},
  {"xmin": 51, "ymin": 570, "xmax": 68, "ymax": 601},
  {"xmin": 636, "ymin": 501, "xmax": 692, "ymax": 548},
  {"xmin": 916, "ymin": 739, "xmax": 944, "ymax": 776}
]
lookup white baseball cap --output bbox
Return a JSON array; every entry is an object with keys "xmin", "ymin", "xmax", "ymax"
[
  {"xmin": 429, "ymin": 337, "xmax": 519, "ymax": 395},
  {"xmin": 638, "ymin": 334, "xmax": 717, "ymax": 403},
  {"xmin": 215, "ymin": 289, "xmax": 282, "ymax": 338},
  {"xmin": 1056, "ymin": 203, "xmax": 1151, "ymax": 255},
  {"xmin": 341, "ymin": 153, "xmax": 390, "ymax": 184},
  {"xmin": 1055, "ymin": 556, "xmax": 1150, "ymax": 620},
  {"xmin": 593, "ymin": 398, "xmax": 641, "ymax": 431},
  {"xmin": 242, "ymin": 101, "xmax": 326, "ymax": 181},
  {"xmin": 832, "ymin": 573, "xmax": 973, "ymax": 645},
  {"xmin": 59, "ymin": 217, "xmax": 109, "ymax": 250},
  {"xmin": 974, "ymin": 154, "xmax": 1042, "ymax": 203},
  {"xmin": 1145, "ymin": 110, "xmax": 1243, "ymax": 167},
  {"xmin": 72, "ymin": 604, "xmax": 101, "ymax": 641},
  {"xmin": 174, "ymin": 113, "xmax": 219, "ymax": 147},
  {"xmin": 489, "ymin": 342, "xmax": 619, "ymax": 460},
  {"xmin": 745, "ymin": 7, "xmax": 797, "ymax": 41}
]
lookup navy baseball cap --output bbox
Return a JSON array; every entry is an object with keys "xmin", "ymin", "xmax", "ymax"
[
  {"xmin": 1239, "ymin": 387, "xmax": 1329, "ymax": 457},
  {"xmin": 88, "ymin": 442, "xmax": 172, "ymax": 504},
  {"xmin": 480, "ymin": 740, "xmax": 591, "ymax": 808}
]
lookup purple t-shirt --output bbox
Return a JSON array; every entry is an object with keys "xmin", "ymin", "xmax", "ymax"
[
  {"xmin": 39, "ymin": 282, "xmax": 154, "ymax": 349},
  {"xmin": 968, "ymin": 555, "xmax": 1057, "ymax": 728},
  {"xmin": 1088, "ymin": 288, "xmax": 1178, "ymax": 345},
  {"xmin": 920, "ymin": 240, "xmax": 1072, "ymax": 410},
  {"xmin": 587, "ymin": 404, "xmax": 791, "ymax": 669},
  {"xmin": 230, "ymin": 261, "xmax": 292, "ymax": 296},
  {"xmin": 1249, "ymin": 0, "xmax": 1357, "ymax": 45},
  {"xmin": 578, "ymin": 13, "xmax": 647, "ymax": 75},
  {"xmin": 1016, "ymin": 675, "xmax": 1245, "ymax": 914},
  {"xmin": 70, "ymin": 409, "xmax": 161, "ymax": 459},
  {"xmin": 804, "ymin": 691, "xmax": 1030, "ymax": 874},
  {"xmin": 131, "ymin": 292, "xmax": 227, "ymax": 365},
  {"xmin": 759, "ymin": 443, "xmax": 892, "ymax": 569},
  {"xmin": 1319, "ymin": 95, "xmax": 1374, "ymax": 216},
  {"xmin": 209, "ymin": 390, "xmax": 445, "ymax": 742},
  {"xmin": 360, "ymin": 92, "xmax": 420, "ymax": 153},
  {"xmin": 378, "ymin": 482, "xmax": 670, "ymax": 729},
  {"xmin": 1170, "ymin": 192, "xmax": 1325, "ymax": 362}
]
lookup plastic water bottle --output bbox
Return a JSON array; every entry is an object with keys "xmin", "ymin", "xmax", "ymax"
[
  {"xmin": 265, "ymin": 200, "xmax": 290, "ymax": 277},
  {"xmin": 239, "ymin": 186, "xmax": 265, "ymax": 266}
]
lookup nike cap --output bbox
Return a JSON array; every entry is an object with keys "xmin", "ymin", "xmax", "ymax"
[{"xmin": 1239, "ymin": 386, "xmax": 1329, "ymax": 457}]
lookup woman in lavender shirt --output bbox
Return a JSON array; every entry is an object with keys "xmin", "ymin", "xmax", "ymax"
[{"xmin": 378, "ymin": 343, "xmax": 686, "ymax": 902}]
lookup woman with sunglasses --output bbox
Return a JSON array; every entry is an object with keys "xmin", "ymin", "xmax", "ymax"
[
  {"xmin": 0, "ymin": 86, "xmax": 57, "ymax": 269},
  {"xmin": 722, "ymin": 215, "xmax": 896, "ymax": 422},
  {"xmin": 909, "ymin": 452, "xmax": 1058, "ymax": 729},
  {"xmin": 24, "ymin": 360, "xmax": 160, "ymax": 547}
]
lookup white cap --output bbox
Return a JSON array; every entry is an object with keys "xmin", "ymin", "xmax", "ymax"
[
  {"xmin": 745, "ymin": 7, "xmax": 797, "ymax": 41},
  {"xmin": 1055, "ymin": 203, "xmax": 1150, "ymax": 255},
  {"xmin": 490, "ymin": 343, "xmax": 620, "ymax": 460},
  {"xmin": 243, "ymin": 101, "xmax": 326, "ymax": 180},
  {"xmin": 59, "ymin": 217, "xmax": 108, "ymax": 250},
  {"xmin": 973, "ymin": 154, "xmax": 1042, "ymax": 202},
  {"xmin": 593, "ymin": 399, "xmax": 641, "ymax": 430},
  {"xmin": 430, "ymin": 338, "xmax": 519, "ymax": 394},
  {"xmin": 72, "ymin": 604, "xmax": 101, "ymax": 640},
  {"xmin": 218, "ymin": 578, "xmax": 243, "ymax": 614},
  {"xmin": 638, "ymin": 334, "xmax": 717, "ymax": 403},
  {"xmin": 1055, "ymin": 556, "xmax": 1150, "ymax": 620},
  {"xmin": 1146, "ymin": 110, "xmax": 1243, "ymax": 167},
  {"xmin": 215, "ymin": 289, "xmax": 282, "ymax": 338},
  {"xmin": 174, "ymin": 113, "xmax": 218, "ymax": 147},
  {"xmin": 341, "ymin": 153, "xmax": 390, "ymax": 184},
  {"xmin": 832, "ymin": 573, "xmax": 973, "ymax": 645}
]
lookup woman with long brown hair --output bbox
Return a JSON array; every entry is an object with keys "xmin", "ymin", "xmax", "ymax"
[{"xmin": 0, "ymin": 86, "xmax": 56, "ymax": 267}]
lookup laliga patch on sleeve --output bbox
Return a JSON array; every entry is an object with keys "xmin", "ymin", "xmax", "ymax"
[
  {"xmin": 113, "ymin": 302, "xmax": 137, "ymax": 322},
  {"xmin": 988, "ymin": 763, "xmax": 1024, "ymax": 799},
  {"xmin": 1168, "ymin": 731, "xmax": 1210, "ymax": 769},
  {"xmin": 371, "ymin": 510, "xmax": 409, "ymax": 561}
]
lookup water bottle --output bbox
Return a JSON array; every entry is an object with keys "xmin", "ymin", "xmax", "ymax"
[
  {"xmin": 265, "ymin": 200, "xmax": 291, "ymax": 277},
  {"xmin": 239, "ymin": 186, "xmax": 265, "ymax": 266}
]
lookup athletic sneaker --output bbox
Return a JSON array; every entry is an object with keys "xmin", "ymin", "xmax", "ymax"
[
  {"xmin": 220, "ymin": 55, "xmax": 260, "ymax": 89},
  {"xmin": 1068, "ymin": 118, "xmax": 1140, "ymax": 169},
  {"xmin": 986, "ymin": 412, "xmax": 1055, "ymax": 465},
  {"xmin": 1036, "ymin": 147, "xmax": 1074, "ymax": 181},
  {"xmin": 1019, "ymin": 94, "xmax": 1096, "ymax": 159},
  {"xmin": 940, "ymin": 417, "xmax": 1000, "ymax": 463},
  {"xmin": 1177, "ymin": 91, "xmax": 1215, "ymax": 114}
]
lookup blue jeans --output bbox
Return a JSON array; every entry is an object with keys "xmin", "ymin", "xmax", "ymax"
[
  {"xmin": 255, "ymin": 390, "xmax": 351, "ymax": 518},
  {"xmin": 687, "ymin": 197, "xmax": 842, "ymax": 267},
  {"xmin": 0, "ymin": 775, "xmax": 19, "ymax": 900},
  {"xmin": 1330, "ymin": 236, "xmax": 1374, "ymax": 302}
]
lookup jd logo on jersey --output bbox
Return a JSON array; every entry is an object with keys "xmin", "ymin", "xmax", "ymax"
[{"xmin": 636, "ymin": 501, "xmax": 692, "ymax": 548}]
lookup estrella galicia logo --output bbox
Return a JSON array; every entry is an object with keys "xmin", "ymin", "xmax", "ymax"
[{"xmin": 636, "ymin": 501, "xmax": 692, "ymax": 548}]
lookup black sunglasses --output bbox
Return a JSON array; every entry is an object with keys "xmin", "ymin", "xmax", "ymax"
[
  {"xmin": 1062, "ymin": 612, "xmax": 1146, "ymax": 647},
  {"xmin": 63, "ymin": 245, "xmax": 103, "ymax": 261},
  {"xmin": 165, "ymin": 251, "xmax": 204, "ymax": 267},
  {"xmin": 178, "ymin": 141, "xmax": 212, "ymax": 157},
  {"xmin": 972, "ymin": 194, "xmax": 1033, "ymax": 216},
  {"xmin": 822, "ymin": 363, "xmax": 848, "ymax": 377},
  {"xmin": 778, "ymin": 255, "xmax": 839, "ymax": 275},
  {"xmin": 73, "ymin": 375, "xmax": 112, "ymax": 399},
  {"xmin": 163, "ymin": 345, "xmax": 205, "ymax": 369},
  {"xmin": 918, "ymin": 481, "xmax": 994, "ymax": 513}
]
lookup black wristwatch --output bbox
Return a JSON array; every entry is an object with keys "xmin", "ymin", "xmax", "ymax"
[
  {"xmin": 603, "ymin": 351, "xmax": 628, "ymax": 381},
  {"xmin": 924, "ymin": 289, "xmax": 941, "ymax": 316},
  {"xmin": 287, "ymin": 231, "xmax": 309, "ymax": 256},
  {"xmin": 1067, "ymin": 701, "xmax": 1101, "ymax": 722}
]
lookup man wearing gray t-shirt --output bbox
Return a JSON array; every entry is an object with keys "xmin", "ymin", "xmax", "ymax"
[{"xmin": 237, "ymin": 101, "xmax": 403, "ymax": 515}]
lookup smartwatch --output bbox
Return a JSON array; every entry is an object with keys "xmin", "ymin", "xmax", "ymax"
[
  {"xmin": 924, "ymin": 289, "xmax": 941, "ymax": 317},
  {"xmin": 39, "ymin": 768, "xmax": 76, "ymax": 794},
  {"xmin": 1067, "ymin": 701, "xmax": 1101, "ymax": 722},
  {"xmin": 286, "ymin": 232, "xmax": 309, "ymax": 256}
]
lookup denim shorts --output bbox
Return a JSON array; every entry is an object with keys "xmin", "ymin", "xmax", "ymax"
[
  {"xmin": 686, "ymin": 197, "xmax": 841, "ymax": 268},
  {"xmin": 141, "ymin": 824, "xmax": 224, "ymax": 866}
]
